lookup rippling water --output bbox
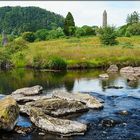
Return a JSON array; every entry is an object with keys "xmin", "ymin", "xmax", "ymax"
[{"xmin": 0, "ymin": 69, "xmax": 140, "ymax": 140}]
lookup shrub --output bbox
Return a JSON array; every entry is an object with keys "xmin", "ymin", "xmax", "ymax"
[
  {"xmin": 98, "ymin": 26, "xmax": 118, "ymax": 45},
  {"xmin": 47, "ymin": 56, "xmax": 67, "ymax": 70},
  {"xmin": 6, "ymin": 38, "xmax": 28, "ymax": 54},
  {"xmin": 125, "ymin": 31, "xmax": 131, "ymax": 37},
  {"xmin": 35, "ymin": 29, "xmax": 49, "ymax": 41},
  {"xmin": 126, "ymin": 23, "xmax": 140, "ymax": 35},
  {"xmin": 47, "ymin": 27, "xmax": 65, "ymax": 39},
  {"xmin": 82, "ymin": 25, "xmax": 96, "ymax": 36},
  {"xmin": 32, "ymin": 55, "xmax": 47, "ymax": 69},
  {"xmin": 117, "ymin": 25, "xmax": 129, "ymax": 37},
  {"xmin": 22, "ymin": 32, "xmax": 36, "ymax": 42},
  {"xmin": 75, "ymin": 27, "xmax": 86, "ymax": 37}
]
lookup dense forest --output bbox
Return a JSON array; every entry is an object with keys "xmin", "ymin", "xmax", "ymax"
[{"xmin": 0, "ymin": 6, "xmax": 64, "ymax": 35}]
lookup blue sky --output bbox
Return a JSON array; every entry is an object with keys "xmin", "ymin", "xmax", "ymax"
[{"xmin": 0, "ymin": 1, "xmax": 140, "ymax": 27}]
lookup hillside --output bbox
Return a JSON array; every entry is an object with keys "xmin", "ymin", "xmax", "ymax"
[{"xmin": 0, "ymin": 6, "xmax": 64, "ymax": 34}]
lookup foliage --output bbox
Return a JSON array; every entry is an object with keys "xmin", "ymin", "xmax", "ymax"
[
  {"xmin": 126, "ymin": 23, "xmax": 140, "ymax": 35},
  {"xmin": 117, "ymin": 25, "xmax": 129, "ymax": 37},
  {"xmin": 6, "ymin": 38, "xmax": 28, "ymax": 54},
  {"xmin": 47, "ymin": 56, "xmax": 67, "ymax": 70},
  {"xmin": 47, "ymin": 27, "xmax": 65, "ymax": 39},
  {"xmin": 98, "ymin": 26, "xmax": 118, "ymax": 45},
  {"xmin": 35, "ymin": 29, "xmax": 49, "ymax": 41},
  {"xmin": 82, "ymin": 25, "xmax": 96, "ymax": 36},
  {"xmin": 64, "ymin": 12, "xmax": 75, "ymax": 36},
  {"xmin": 75, "ymin": 27, "xmax": 86, "ymax": 37},
  {"xmin": 0, "ymin": 6, "xmax": 64, "ymax": 34},
  {"xmin": 125, "ymin": 31, "xmax": 131, "ymax": 37},
  {"xmin": 32, "ymin": 54, "xmax": 47, "ymax": 69},
  {"xmin": 126, "ymin": 11, "xmax": 140, "ymax": 24},
  {"xmin": 22, "ymin": 32, "xmax": 36, "ymax": 42}
]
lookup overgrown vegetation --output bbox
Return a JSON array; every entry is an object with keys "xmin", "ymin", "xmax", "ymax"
[
  {"xmin": 98, "ymin": 26, "xmax": 117, "ymax": 45},
  {"xmin": 0, "ymin": 9, "xmax": 140, "ymax": 70}
]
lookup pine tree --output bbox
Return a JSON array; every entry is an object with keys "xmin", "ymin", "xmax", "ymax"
[{"xmin": 64, "ymin": 12, "xmax": 75, "ymax": 36}]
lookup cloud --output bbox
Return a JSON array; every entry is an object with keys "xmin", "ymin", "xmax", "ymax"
[{"xmin": 0, "ymin": 1, "xmax": 140, "ymax": 27}]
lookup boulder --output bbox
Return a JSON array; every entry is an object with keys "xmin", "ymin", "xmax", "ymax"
[
  {"xmin": 20, "ymin": 98, "xmax": 88, "ymax": 117},
  {"xmin": 52, "ymin": 91, "xmax": 103, "ymax": 109},
  {"xmin": 120, "ymin": 66, "xmax": 134, "ymax": 74},
  {"xmin": 29, "ymin": 107, "xmax": 87, "ymax": 136},
  {"xmin": 99, "ymin": 74, "xmax": 109, "ymax": 79},
  {"xmin": 0, "ymin": 96, "xmax": 19, "ymax": 131},
  {"xmin": 107, "ymin": 65, "xmax": 118, "ymax": 73},
  {"xmin": 12, "ymin": 85, "xmax": 43, "ymax": 96}
]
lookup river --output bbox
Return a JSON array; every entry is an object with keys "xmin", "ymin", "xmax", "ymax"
[{"xmin": 0, "ymin": 69, "xmax": 140, "ymax": 140}]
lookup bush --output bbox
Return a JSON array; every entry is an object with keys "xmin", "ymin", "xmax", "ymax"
[
  {"xmin": 47, "ymin": 27, "xmax": 65, "ymax": 39},
  {"xmin": 32, "ymin": 55, "xmax": 47, "ymax": 69},
  {"xmin": 82, "ymin": 25, "xmax": 96, "ymax": 36},
  {"xmin": 35, "ymin": 29, "xmax": 49, "ymax": 41},
  {"xmin": 125, "ymin": 31, "xmax": 131, "ymax": 37},
  {"xmin": 22, "ymin": 32, "xmax": 36, "ymax": 42},
  {"xmin": 75, "ymin": 27, "xmax": 86, "ymax": 37},
  {"xmin": 47, "ymin": 56, "xmax": 67, "ymax": 70},
  {"xmin": 6, "ymin": 38, "xmax": 28, "ymax": 54},
  {"xmin": 98, "ymin": 26, "xmax": 118, "ymax": 45},
  {"xmin": 126, "ymin": 23, "xmax": 140, "ymax": 35},
  {"xmin": 117, "ymin": 25, "xmax": 129, "ymax": 37}
]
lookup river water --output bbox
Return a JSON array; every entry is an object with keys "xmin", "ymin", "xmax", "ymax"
[{"xmin": 0, "ymin": 69, "xmax": 140, "ymax": 140}]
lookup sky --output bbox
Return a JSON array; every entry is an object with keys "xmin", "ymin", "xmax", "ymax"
[{"xmin": 0, "ymin": 1, "xmax": 140, "ymax": 27}]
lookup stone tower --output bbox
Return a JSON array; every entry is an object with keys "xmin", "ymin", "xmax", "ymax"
[
  {"xmin": 2, "ymin": 31, "xmax": 8, "ymax": 46},
  {"xmin": 103, "ymin": 10, "xmax": 107, "ymax": 27}
]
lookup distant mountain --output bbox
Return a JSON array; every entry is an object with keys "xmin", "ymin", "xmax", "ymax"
[{"xmin": 0, "ymin": 6, "xmax": 64, "ymax": 34}]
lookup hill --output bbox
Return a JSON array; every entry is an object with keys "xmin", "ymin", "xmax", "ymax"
[{"xmin": 0, "ymin": 6, "xmax": 64, "ymax": 34}]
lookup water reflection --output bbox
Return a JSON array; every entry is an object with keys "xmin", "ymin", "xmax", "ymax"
[{"xmin": 0, "ymin": 68, "xmax": 139, "ymax": 95}]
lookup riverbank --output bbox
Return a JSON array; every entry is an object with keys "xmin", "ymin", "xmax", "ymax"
[{"xmin": 1, "ymin": 36, "xmax": 140, "ymax": 70}]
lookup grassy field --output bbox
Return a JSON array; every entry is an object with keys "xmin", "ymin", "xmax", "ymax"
[{"xmin": 11, "ymin": 36, "xmax": 140, "ymax": 69}]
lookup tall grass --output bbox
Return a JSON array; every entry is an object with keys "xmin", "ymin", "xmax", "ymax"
[{"xmin": 8, "ymin": 36, "xmax": 140, "ymax": 69}]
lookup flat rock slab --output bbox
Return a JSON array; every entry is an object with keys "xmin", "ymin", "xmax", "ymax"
[
  {"xmin": 20, "ymin": 98, "xmax": 88, "ymax": 117},
  {"xmin": 12, "ymin": 85, "xmax": 43, "ymax": 96},
  {"xmin": 30, "ymin": 107, "xmax": 87, "ymax": 136},
  {"xmin": 0, "ymin": 96, "xmax": 19, "ymax": 131},
  {"xmin": 52, "ymin": 91, "xmax": 103, "ymax": 109},
  {"xmin": 11, "ymin": 85, "xmax": 47, "ymax": 104}
]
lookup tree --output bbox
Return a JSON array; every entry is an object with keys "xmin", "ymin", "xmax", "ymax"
[
  {"xmin": 126, "ymin": 11, "xmax": 139, "ymax": 24},
  {"xmin": 82, "ymin": 25, "xmax": 96, "ymax": 36},
  {"xmin": 64, "ymin": 12, "xmax": 75, "ymax": 36},
  {"xmin": 22, "ymin": 32, "xmax": 36, "ymax": 42},
  {"xmin": 98, "ymin": 26, "xmax": 117, "ymax": 45},
  {"xmin": 0, "ymin": 6, "xmax": 64, "ymax": 34},
  {"xmin": 35, "ymin": 29, "xmax": 48, "ymax": 41},
  {"xmin": 75, "ymin": 27, "xmax": 86, "ymax": 37}
]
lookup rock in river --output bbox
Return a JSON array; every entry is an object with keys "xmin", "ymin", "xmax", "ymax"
[
  {"xmin": 12, "ymin": 85, "xmax": 43, "ymax": 96},
  {"xmin": 0, "ymin": 96, "xmax": 19, "ymax": 131},
  {"xmin": 20, "ymin": 98, "xmax": 88, "ymax": 117},
  {"xmin": 11, "ymin": 85, "xmax": 48, "ymax": 103},
  {"xmin": 99, "ymin": 74, "xmax": 109, "ymax": 79},
  {"xmin": 107, "ymin": 65, "xmax": 119, "ymax": 73},
  {"xmin": 120, "ymin": 66, "xmax": 134, "ymax": 74},
  {"xmin": 52, "ymin": 90, "xmax": 103, "ymax": 109},
  {"xmin": 29, "ymin": 107, "xmax": 87, "ymax": 136}
]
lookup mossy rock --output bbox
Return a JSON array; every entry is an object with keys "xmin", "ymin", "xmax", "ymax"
[{"xmin": 0, "ymin": 96, "xmax": 19, "ymax": 131}]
